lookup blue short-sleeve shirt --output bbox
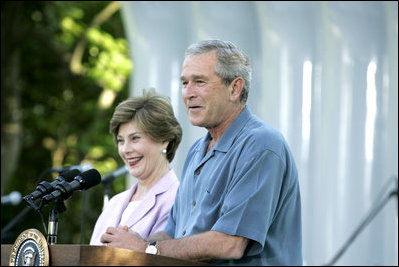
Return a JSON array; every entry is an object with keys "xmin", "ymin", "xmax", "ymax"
[{"xmin": 165, "ymin": 106, "xmax": 302, "ymax": 265}]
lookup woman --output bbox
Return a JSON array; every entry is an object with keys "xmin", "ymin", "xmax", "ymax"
[{"xmin": 90, "ymin": 88, "xmax": 182, "ymax": 245}]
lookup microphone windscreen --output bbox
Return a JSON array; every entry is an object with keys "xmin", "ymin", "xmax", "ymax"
[
  {"xmin": 62, "ymin": 169, "xmax": 81, "ymax": 182},
  {"xmin": 80, "ymin": 169, "xmax": 101, "ymax": 189}
]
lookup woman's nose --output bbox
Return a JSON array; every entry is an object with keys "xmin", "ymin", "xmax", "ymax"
[{"xmin": 119, "ymin": 142, "xmax": 132, "ymax": 155}]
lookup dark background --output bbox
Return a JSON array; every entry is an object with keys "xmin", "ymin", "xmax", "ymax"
[{"xmin": 1, "ymin": 1, "xmax": 132, "ymax": 244}]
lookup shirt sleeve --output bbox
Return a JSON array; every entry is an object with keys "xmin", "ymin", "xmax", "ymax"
[
  {"xmin": 163, "ymin": 187, "xmax": 180, "ymax": 237},
  {"xmin": 211, "ymin": 147, "xmax": 286, "ymax": 256}
]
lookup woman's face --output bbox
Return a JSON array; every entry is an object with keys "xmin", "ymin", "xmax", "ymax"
[{"xmin": 117, "ymin": 120, "xmax": 166, "ymax": 181}]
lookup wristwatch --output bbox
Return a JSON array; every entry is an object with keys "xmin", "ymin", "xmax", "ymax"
[{"xmin": 145, "ymin": 241, "xmax": 158, "ymax": 255}]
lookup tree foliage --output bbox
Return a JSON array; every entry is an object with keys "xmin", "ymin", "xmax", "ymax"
[{"xmin": 1, "ymin": 1, "xmax": 132, "ymax": 244}]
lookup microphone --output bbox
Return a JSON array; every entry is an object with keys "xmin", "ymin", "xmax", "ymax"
[
  {"xmin": 50, "ymin": 163, "xmax": 93, "ymax": 173},
  {"xmin": 1, "ymin": 191, "xmax": 22, "ymax": 205},
  {"xmin": 42, "ymin": 169, "xmax": 101, "ymax": 204},
  {"xmin": 101, "ymin": 165, "xmax": 129, "ymax": 184},
  {"xmin": 23, "ymin": 169, "xmax": 81, "ymax": 202}
]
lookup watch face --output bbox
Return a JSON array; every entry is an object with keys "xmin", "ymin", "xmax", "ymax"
[{"xmin": 146, "ymin": 245, "xmax": 157, "ymax": 255}]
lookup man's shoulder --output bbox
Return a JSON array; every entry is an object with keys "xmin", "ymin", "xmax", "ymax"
[
  {"xmin": 243, "ymin": 116, "xmax": 284, "ymax": 143},
  {"xmin": 235, "ymin": 116, "xmax": 291, "ymax": 160}
]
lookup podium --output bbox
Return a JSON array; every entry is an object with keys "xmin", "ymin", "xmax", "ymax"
[{"xmin": 1, "ymin": 244, "xmax": 210, "ymax": 266}]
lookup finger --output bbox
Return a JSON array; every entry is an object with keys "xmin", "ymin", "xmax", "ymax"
[
  {"xmin": 100, "ymin": 232, "xmax": 112, "ymax": 243},
  {"xmin": 117, "ymin": 224, "xmax": 130, "ymax": 232},
  {"xmin": 105, "ymin": 226, "xmax": 116, "ymax": 234}
]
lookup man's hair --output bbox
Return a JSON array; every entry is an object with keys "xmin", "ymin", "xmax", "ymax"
[
  {"xmin": 185, "ymin": 39, "xmax": 252, "ymax": 103},
  {"xmin": 109, "ymin": 88, "xmax": 182, "ymax": 162}
]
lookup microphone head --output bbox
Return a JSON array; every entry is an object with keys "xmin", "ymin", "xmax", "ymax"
[
  {"xmin": 52, "ymin": 162, "xmax": 93, "ymax": 173},
  {"xmin": 78, "ymin": 169, "xmax": 101, "ymax": 189},
  {"xmin": 60, "ymin": 169, "xmax": 81, "ymax": 182},
  {"xmin": 1, "ymin": 191, "xmax": 22, "ymax": 205},
  {"xmin": 10, "ymin": 191, "xmax": 22, "ymax": 205},
  {"xmin": 73, "ymin": 162, "xmax": 93, "ymax": 172}
]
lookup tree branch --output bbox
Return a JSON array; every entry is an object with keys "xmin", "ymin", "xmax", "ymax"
[{"xmin": 70, "ymin": 1, "xmax": 121, "ymax": 74}]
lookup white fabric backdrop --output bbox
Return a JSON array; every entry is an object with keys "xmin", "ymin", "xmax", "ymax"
[{"xmin": 120, "ymin": 1, "xmax": 398, "ymax": 265}]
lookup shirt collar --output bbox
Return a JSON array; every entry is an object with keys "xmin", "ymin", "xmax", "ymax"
[{"xmin": 207, "ymin": 105, "xmax": 251, "ymax": 153}]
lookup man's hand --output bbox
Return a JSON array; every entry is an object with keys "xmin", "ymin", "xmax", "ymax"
[{"xmin": 100, "ymin": 225, "xmax": 147, "ymax": 252}]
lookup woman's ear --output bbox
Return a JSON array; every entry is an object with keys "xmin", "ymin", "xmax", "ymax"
[{"xmin": 162, "ymin": 141, "xmax": 169, "ymax": 152}]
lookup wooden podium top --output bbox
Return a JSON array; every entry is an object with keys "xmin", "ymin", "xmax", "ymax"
[{"xmin": 1, "ymin": 244, "xmax": 211, "ymax": 266}]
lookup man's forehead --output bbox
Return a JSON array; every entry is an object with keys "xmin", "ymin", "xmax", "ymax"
[
  {"xmin": 181, "ymin": 53, "xmax": 217, "ymax": 76},
  {"xmin": 180, "ymin": 74, "xmax": 208, "ymax": 81},
  {"xmin": 184, "ymin": 51, "xmax": 217, "ymax": 62}
]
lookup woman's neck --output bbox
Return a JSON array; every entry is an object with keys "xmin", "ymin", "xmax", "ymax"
[{"xmin": 132, "ymin": 162, "xmax": 170, "ymax": 201}]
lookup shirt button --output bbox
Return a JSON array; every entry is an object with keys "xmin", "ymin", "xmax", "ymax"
[
  {"xmin": 182, "ymin": 230, "xmax": 186, "ymax": 236},
  {"xmin": 192, "ymin": 200, "xmax": 196, "ymax": 206},
  {"xmin": 194, "ymin": 169, "xmax": 201, "ymax": 175}
]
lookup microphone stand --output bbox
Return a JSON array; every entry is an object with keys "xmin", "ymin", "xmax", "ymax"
[
  {"xmin": 323, "ymin": 176, "xmax": 398, "ymax": 266},
  {"xmin": 100, "ymin": 166, "xmax": 129, "ymax": 210},
  {"xmin": 102, "ymin": 182, "xmax": 111, "ymax": 210},
  {"xmin": 1, "ymin": 206, "xmax": 32, "ymax": 242},
  {"xmin": 1, "ymin": 167, "xmax": 63, "ymax": 242},
  {"xmin": 47, "ymin": 199, "xmax": 66, "ymax": 245}
]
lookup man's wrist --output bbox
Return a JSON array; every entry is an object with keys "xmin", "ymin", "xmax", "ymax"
[{"xmin": 145, "ymin": 241, "xmax": 159, "ymax": 255}]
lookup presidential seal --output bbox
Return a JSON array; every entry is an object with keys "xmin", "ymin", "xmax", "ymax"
[{"xmin": 9, "ymin": 228, "xmax": 49, "ymax": 266}]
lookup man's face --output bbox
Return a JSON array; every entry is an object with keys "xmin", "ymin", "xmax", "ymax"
[{"xmin": 180, "ymin": 52, "xmax": 232, "ymax": 128}]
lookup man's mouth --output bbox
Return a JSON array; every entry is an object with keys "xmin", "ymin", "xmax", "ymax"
[{"xmin": 188, "ymin": 105, "xmax": 203, "ymax": 111}]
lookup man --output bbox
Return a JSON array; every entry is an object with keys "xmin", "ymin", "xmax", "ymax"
[{"xmin": 101, "ymin": 40, "xmax": 302, "ymax": 265}]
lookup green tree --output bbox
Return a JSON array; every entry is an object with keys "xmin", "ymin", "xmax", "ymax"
[{"xmin": 1, "ymin": 1, "xmax": 132, "ymax": 244}]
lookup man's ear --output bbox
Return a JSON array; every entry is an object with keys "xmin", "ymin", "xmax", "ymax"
[{"xmin": 230, "ymin": 77, "xmax": 244, "ymax": 101}]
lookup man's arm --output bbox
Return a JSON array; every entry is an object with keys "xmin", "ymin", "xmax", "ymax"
[
  {"xmin": 146, "ymin": 231, "xmax": 172, "ymax": 242},
  {"xmin": 156, "ymin": 230, "xmax": 248, "ymax": 262},
  {"xmin": 101, "ymin": 227, "xmax": 248, "ymax": 262}
]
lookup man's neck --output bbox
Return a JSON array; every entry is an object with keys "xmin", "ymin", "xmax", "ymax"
[{"xmin": 206, "ymin": 104, "xmax": 245, "ymax": 152}]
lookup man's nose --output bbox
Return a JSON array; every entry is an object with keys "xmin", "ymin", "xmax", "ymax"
[{"xmin": 183, "ymin": 81, "xmax": 195, "ymax": 98}]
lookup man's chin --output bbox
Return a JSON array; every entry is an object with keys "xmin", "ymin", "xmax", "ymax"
[{"xmin": 190, "ymin": 121, "xmax": 202, "ymax": 127}]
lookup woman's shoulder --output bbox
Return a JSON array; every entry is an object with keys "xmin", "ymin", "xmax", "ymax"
[{"xmin": 108, "ymin": 186, "xmax": 134, "ymax": 204}]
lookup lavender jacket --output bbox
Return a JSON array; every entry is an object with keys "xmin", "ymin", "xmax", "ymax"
[{"xmin": 89, "ymin": 169, "xmax": 179, "ymax": 245}]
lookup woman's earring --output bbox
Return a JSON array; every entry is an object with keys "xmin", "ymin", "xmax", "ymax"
[{"xmin": 162, "ymin": 148, "xmax": 167, "ymax": 154}]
